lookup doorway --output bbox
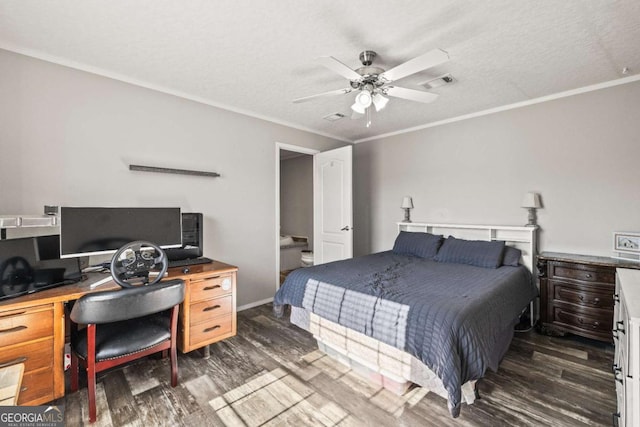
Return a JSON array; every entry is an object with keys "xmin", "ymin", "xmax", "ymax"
[{"xmin": 275, "ymin": 143, "xmax": 318, "ymax": 291}]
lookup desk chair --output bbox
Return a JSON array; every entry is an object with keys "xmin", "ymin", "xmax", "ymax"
[
  {"xmin": 69, "ymin": 279, "xmax": 185, "ymax": 423},
  {"xmin": 0, "ymin": 363, "xmax": 24, "ymax": 405}
]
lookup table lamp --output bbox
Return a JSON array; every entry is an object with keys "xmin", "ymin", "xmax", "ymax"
[
  {"xmin": 521, "ymin": 192, "xmax": 542, "ymax": 227},
  {"xmin": 401, "ymin": 196, "xmax": 414, "ymax": 223}
]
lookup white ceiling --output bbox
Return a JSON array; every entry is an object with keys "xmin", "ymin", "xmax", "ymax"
[{"xmin": 1, "ymin": 1, "xmax": 639, "ymax": 143}]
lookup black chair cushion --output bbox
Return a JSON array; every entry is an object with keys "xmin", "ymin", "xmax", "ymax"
[{"xmin": 72, "ymin": 312, "xmax": 171, "ymax": 361}]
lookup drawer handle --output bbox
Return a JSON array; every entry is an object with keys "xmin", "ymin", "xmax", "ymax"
[
  {"xmin": 203, "ymin": 285, "xmax": 221, "ymax": 291},
  {"xmin": 0, "ymin": 357, "xmax": 28, "ymax": 369},
  {"xmin": 579, "ymin": 295, "xmax": 600, "ymax": 305},
  {"xmin": 577, "ymin": 318, "xmax": 599, "ymax": 329},
  {"xmin": 0, "ymin": 325, "xmax": 27, "ymax": 335},
  {"xmin": 203, "ymin": 305, "xmax": 221, "ymax": 312},
  {"xmin": 585, "ymin": 273, "xmax": 592, "ymax": 278},
  {"xmin": 193, "ymin": 275, "xmax": 221, "ymax": 284},
  {"xmin": 0, "ymin": 311, "xmax": 26, "ymax": 319},
  {"xmin": 203, "ymin": 325, "xmax": 221, "ymax": 333},
  {"xmin": 614, "ymin": 294, "xmax": 620, "ymax": 303},
  {"xmin": 614, "ymin": 367, "xmax": 624, "ymax": 384}
]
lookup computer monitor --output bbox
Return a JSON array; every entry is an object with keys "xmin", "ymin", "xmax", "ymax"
[
  {"xmin": 60, "ymin": 207, "xmax": 182, "ymax": 258},
  {"xmin": 0, "ymin": 235, "xmax": 81, "ymax": 301},
  {"xmin": 165, "ymin": 213, "xmax": 204, "ymax": 261}
]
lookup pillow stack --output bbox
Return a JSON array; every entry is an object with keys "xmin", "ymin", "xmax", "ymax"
[{"xmin": 392, "ymin": 232, "xmax": 522, "ymax": 268}]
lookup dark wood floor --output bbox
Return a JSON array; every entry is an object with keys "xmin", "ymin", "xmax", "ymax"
[{"xmin": 59, "ymin": 304, "xmax": 616, "ymax": 426}]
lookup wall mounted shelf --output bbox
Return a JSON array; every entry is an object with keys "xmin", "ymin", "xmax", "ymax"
[{"xmin": 129, "ymin": 164, "xmax": 220, "ymax": 178}]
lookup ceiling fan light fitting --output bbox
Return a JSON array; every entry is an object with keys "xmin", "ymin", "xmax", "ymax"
[
  {"xmin": 354, "ymin": 90, "xmax": 373, "ymax": 108},
  {"xmin": 372, "ymin": 93, "xmax": 389, "ymax": 111},
  {"xmin": 351, "ymin": 101, "xmax": 366, "ymax": 114}
]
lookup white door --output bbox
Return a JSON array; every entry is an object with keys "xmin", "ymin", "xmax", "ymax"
[{"xmin": 313, "ymin": 145, "xmax": 353, "ymax": 264}]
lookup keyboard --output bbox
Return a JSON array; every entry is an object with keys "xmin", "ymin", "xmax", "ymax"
[{"xmin": 168, "ymin": 257, "xmax": 213, "ymax": 268}]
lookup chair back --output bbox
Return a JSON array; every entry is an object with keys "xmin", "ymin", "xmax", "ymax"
[{"xmin": 70, "ymin": 279, "xmax": 185, "ymax": 324}]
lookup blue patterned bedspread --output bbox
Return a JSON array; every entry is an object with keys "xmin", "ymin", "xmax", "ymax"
[{"xmin": 273, "ymin": 251, "xmax": 536, "ymax": 416}]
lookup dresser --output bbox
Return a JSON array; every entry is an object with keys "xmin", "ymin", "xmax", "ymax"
[
  {"xmin": 538, "ymin": 252, "xmax": 640, "ymax": 343},
  {"xmin": 614, "ymin": 268, "xmax": 640, "ymax": 426},
  {"xmin": 166, "ymin": 261, "xmax": 238, "ymax": 354}
]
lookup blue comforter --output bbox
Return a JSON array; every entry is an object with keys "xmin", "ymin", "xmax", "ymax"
[{"xmin": 273, "ymin": 251, "xmax": 536, "ymax": 416}]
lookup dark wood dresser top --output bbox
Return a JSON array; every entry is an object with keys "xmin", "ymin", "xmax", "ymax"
[{"xmin": 538, "ymin": 251, "xmax": 640, "ymax": 270}]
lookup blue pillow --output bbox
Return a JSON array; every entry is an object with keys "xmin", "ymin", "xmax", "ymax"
[
  {"xmin": 434, "ymin": 236, "xmax": 505, "ymax": 268},
  {"xmin": 392, "ymin": 231, "xmax": 444, "ymax": 259},
  {"xmin": 502, "ymin": 246, "xmax": 522, "ymax": 266}
]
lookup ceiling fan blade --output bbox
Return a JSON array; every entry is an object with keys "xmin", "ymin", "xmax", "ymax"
[
  {"xmin": 317, "ymin": 56, "xmax": 362, "ymax": 81},
  {"xmin": 380, "ymin": 49, "xmax": 449, "ymax": 82},
  {"xmin": 385, "ymin": 86, "xmax": 439, "ymax": 103},
  {"xmin": 293, "ymin": 88, "xmax": 353, "ymax": 103}
]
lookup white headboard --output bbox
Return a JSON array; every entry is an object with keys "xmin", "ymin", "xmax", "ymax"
[{"xmin": 397, "ymin": 222, "xmax": 538, "ymax": 275}]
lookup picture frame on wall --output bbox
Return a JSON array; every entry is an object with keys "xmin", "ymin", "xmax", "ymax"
[{"xmin": 613, "ymin": 231, "xmax": 640, "ymax": 262}]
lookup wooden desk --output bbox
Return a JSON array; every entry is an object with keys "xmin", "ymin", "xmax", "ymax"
[{"xmin": 0, "ymin": 260, "xmax": 237, "ymax": 406}]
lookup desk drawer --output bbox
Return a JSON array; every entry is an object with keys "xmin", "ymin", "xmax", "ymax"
[
  {"xmin": 189, "ymin": 314, "xmax": 233, "ymax": 347},
  {"xmin": 190, "ymin": 275, "xmax": 233, "ymax": 302},
  {"xmin": 190, "ymin": 296, "xmax": 233, "ymax": 325},
  {"xmin": 0, "ymin": 305, "xmax": 53, "ymax": 348},
  {"xmin": 17, "ymin": 368, "xmax": 54, "ymax": 405},
  {"xmin": 0, "ymin": 338, "xmax": 53, "ymax": 373}
]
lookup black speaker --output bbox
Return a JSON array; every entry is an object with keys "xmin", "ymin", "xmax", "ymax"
[{"xmin": 166, "ymin": 213, "xmax": 203, "ymax": 261}]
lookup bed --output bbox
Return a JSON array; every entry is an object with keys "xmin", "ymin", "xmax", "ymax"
[{"xmin": 273, "ymin": 222, "xmax": 538, "ymax": 417}]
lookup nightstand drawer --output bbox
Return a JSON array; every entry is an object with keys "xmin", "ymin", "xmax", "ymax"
[
  {"xmin": 189, "ymin": 314, "xmax": 233, "ymax": 347},
  {"xmin": 551, "ymin": 264, "xmax": 614, "ymax": 283},
  {"xmin": 554, "ymin": 283, "xmax": 613, "ymax": 309},
  {"xmin": 0, "ymin": 338, "xmax": 54, "ymax": 373},
  {"xmin": 190, "ymin": 275, "xmax": 233, "ymax": 302},
  {"xmin": 0, "ymin": 305, "xmax": 53, "ymax": 347},
  {"xmin": 190, "ymin": 296, "xmax": 233, "ymax": 325},
  {"xmin": 553, "ymin": 307, "xmax": 613, "ymax": 336}
]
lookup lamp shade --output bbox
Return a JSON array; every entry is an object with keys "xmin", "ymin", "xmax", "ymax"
[
  {"xmin": 401, "ymin": 196, "xmax": 414, "ymax": 209},
  {"xmin": 521, "ymin": 192, "xmax": 542, "ymax": 209},
  {"xmin": 372, "ymin": 93, "xmax": 389, "ymax": 112},
  {"xmin": 355, "ymin": 90, "xmax": 372, "ymax": 108}
]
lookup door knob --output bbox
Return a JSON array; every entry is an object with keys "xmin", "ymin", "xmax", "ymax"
[{"xmin": 340, "ymin": 226, "xmax": 351, "ymax": 231}]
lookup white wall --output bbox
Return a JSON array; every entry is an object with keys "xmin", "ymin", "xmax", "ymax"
[
  {"xmin": 354, "ymin": 80, "xmax": 640, "ymax": 257},
  {"xmin": 0, "ymin": 49, "xmax": 345, "ymax": 307},
  {"xmin": 280, "ymin": 155, "xmax": 313, "ymax": 244}
]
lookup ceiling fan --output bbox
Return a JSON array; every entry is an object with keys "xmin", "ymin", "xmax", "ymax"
[{"xmin": 293, "ymin": 49, "xmax": 450, "ymax": 126}]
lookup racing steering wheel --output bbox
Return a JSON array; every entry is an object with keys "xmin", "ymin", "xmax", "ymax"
[
  {"xmin": 0, "ymin": 256, "xmax": 34, "ymax": 297},
  {"xmin": 109, "ymin": 241, "xmax": 168, "ymax": 288}
]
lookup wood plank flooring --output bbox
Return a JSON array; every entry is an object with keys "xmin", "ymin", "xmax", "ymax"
[{"xmin": 58, "ymin": 304, "xmax": 616, "ymax": 426}]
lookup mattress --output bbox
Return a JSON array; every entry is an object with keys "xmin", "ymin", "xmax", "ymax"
[{"xmin": 273, "ymin": 251, "xmax": 536, "ymax": 416}]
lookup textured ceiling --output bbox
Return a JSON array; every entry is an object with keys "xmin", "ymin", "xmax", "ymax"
[{"xmin": 1, "ymin": 1, "xmax": 639, "ymax": 142}]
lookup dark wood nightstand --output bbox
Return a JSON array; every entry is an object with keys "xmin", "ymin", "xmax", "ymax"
[{"xmin": 537, "ymin": 252, "xmax": 640, "ymax": 342}]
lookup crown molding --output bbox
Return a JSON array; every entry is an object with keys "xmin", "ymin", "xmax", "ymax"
[
  {"xmin": 0, "ymin": 44, "xmax": 352, "ymax": 144},
  {"xmin": 354, "ymin": 73, "xmax": 640, "ymax": 143}
]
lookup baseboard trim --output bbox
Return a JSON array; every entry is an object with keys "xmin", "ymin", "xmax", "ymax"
[{"xmin": 238, "ymin": 297, "xmax": 274, "ymax": 312}]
